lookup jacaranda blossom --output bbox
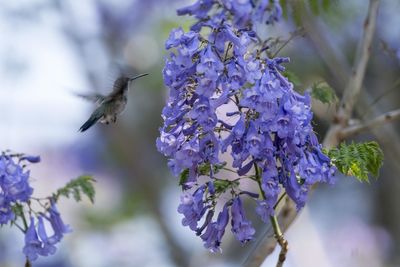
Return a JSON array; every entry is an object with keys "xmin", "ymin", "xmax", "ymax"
[
  {"xmin": 0, "ymin": 152, "xmax": 73, "ymax": 262},
  {"xmin": 0, "ymin": 155, "xmax": 34, "ymax": 224},
  {"xmin": 23, "ymin": 201, "xmax": 72, "ymax": 262},
  {"xmin": 157, "ymin": 0, "xmax": 336, "ymax": 251}
]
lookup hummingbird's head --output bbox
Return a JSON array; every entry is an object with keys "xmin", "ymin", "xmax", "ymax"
[
  {"xmin": 113, "ymin": 74, "xmax": 149, "ymax": 92},
  {"xmin": 113, "ymin": 76, "xmax": 130, "ymax": 90}
]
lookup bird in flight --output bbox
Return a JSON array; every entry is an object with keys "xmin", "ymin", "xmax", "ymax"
[{"xmin": 78, "ymin": 73, "xmax": 149, "ymax": 132}]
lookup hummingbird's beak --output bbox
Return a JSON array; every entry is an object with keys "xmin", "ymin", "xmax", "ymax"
[{"xmin": 129, "ymin": 73, "xmax": 149, "ymax": 81}]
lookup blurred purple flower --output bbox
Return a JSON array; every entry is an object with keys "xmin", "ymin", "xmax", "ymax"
[
  {"xmin": 178, "ymin": 186, "xmax": 207, "ymax": 231},
  {"xmin": 231, "ymin": 197, "xmax": 255, "ymax": 243},
  {"xmin": 46, "ymin": 201, "xmax": 72, "ymax": 242},
  {"xmin": 23, "ymin": 217, "xmax": 43, "ymax": 262},
  {"xmin": 201, "ymin": 203, "xmax": 230, "ymax": 252}
]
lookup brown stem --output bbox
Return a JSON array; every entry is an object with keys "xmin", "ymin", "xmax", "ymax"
[
  {"xmin": 270, "ymin": 216, "xmax": 289, "ymax": 267},
  {"xmin": 340, "ymin": 108, "xmax": 400, "ymax": 138}
]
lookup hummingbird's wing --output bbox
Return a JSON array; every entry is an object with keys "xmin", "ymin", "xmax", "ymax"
[
  {"xmin": 79, "ymin": 106, "xmax": 104, "ymax": 132},
  {"xmin": 75, "ymin": 93, "xmax": 106, "ymax": 104}
]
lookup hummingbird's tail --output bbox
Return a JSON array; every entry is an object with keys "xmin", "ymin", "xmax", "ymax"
[{"xmin": 79, "ymin": 112, "xmax": 102, "ymax": 132}]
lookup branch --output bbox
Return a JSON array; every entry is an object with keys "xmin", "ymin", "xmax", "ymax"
[
  {"xmin": 244, "ymin": 197, "xmax": 296, "ymax": 267},
  {"xmin": 244, "ymin": 1, "xmax": 381, "ymax": 266},
  {"xmin": 340, "ymin": 109, "xmax": 400, "ymax": 138},
  {"xmin": 336, "ymin": 0, "xmax": 380, "ymax": 123},
  {"xmin": 270, "ymin": 215, "xmax": 289, "ymax": 267}
]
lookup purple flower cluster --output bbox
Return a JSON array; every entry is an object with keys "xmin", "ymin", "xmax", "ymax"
[
  {"xmin": 23, "ymin": 201, "xmax": 72, "ymax": 262},
  {"xmin": 157, "ymin": 0, "xmax": 336, "ymax": 251},
  {"xmin": 0, "ymin": 152, "xmax": 72, "ymax": 262},
  {"xmin": 0, "ymin": 154, "xmax": 34, "ymax": 224}
]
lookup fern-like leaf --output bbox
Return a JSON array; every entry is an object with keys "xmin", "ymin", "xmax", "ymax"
[
  {"xmin": 53, "ymin": 175, "xmax": 96, "ymax": 203},
  {"xmin": 327, "ymin": 142, "xmax": 383, "ymax": 182}
]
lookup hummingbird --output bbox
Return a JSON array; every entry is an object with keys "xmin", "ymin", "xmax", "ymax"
[{"xmin": 78, "ymin": 73, "xmax": 149, "ymax": 132}]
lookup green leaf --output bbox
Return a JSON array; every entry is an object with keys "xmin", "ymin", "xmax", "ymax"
[
  {"xmin": 10, "ymin": 203, "xmax": 24, "ymax": 227},
  {"xmin": 54, "ymin": 175, "xmax": 96, "ymax": 203},
  {"xmin": 11, "ymin": 203, "xmax": 24, "ymax": 217},
  {"xmin": 309, "ymin": 0, "xmax": 320, "ymax": 15},
  {"xmin": 311, "ymin": 82, "xmax": 338, "ymax": 104},
  {"xmin": 292, "ymin": 1, "xmax": 305, "ymax": 26},
  {"xmin": 283, "ymin": 71, "xmax": 302, "ymax": 87},
  {"xmin": 327, "ymin": 142, "xmax": 384, "ymax": 182},
  {"xmin": 179, "ymin": 162, "xmax": 227, "ymax": 186},
  {"xmin": 179, "ymin": 169, "xmax": 189, "ymax": 186},
  {"xmin": 280, "ymin": 0, "xmax": 288, "ymax": 19},
  {"xmin": 322, "ymin": 0, "xmax": 331, "ymax": 11},
  {"xmin": 213, "ymin": 179, "xmax": 239, "ymax": 194}
]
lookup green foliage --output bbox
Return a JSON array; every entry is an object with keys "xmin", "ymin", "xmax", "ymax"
[
  {"xmin": 309, "ymin": 0, "xmax": 320, "ymax": 15},
  {"xmin": 283, "ymin": 71, "xmax": 302, "ymax": 87},
  {"xmin": 311, "ymin": 81, "xmax": 338, "ymax": 104},
  {"xmin": 280, "ymin": 0, "xmax": 288, "ymax": 19},
  {"xmin": 326, "ymin": 142, "xmax": 384, "ymax": 182},
  {"xmin": 179, "ymin": 169, "xmax": 190, "ymax": 186},
  {"xmin": 283, "ymin": 0, "xmax": 336, "ymax": 25},
  {"xmin": 53, "ymin": 175, "xmax": 96, "ymax": 203},
  {"xmin": 292, "ymin": 0, "xmax": 305, "ymax": 26},
  {"xmin": 308, "ymin": 0, "xmax": 335, "ymax": 15},
  {"xmin": 179, "ymin": 162, "xmax": 227, "ymax": 186},
  {"xmin": 322, "ymin": 0, "xmax": 331, "ymax": 12},
  {"xmin": 11, "ymin": 203, "xmax": 24, "ymax": 217},
  {"xmin": 213, "ymin": 179, "xmax": 239, "ymax": 194},
  {"xmin": 10, "ymin": 203, "xmax": 25, "ymax": 228}
]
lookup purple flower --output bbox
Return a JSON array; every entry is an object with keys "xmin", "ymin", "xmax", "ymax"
[
  {"xmin": 221, "ymin": 115, "xmax": 245, "ymax": 153},
  {"xmin": 196, "ymin": 46, "xmax": 224, "ymax": 78},
  {"xmin": 46, "ymin": 201, "xmax": 72, "ymax": 242},
  {"xmin": 196, "ymin": 75, "xmax": 217, "ymax": 97},
  {"xmin": 256, "ymin": 171, "xmax": 280, "ymax": 221},
  {"xmin": 223, "ymin": 0, "xmax": 253, "ymax": 27},
  {"xmin": 200, "ymin": 133, "xmax": 220, "ymax": 165},
  {"xmin": 201, "ymin": 204, "xmax": 230, "ymax": 252},
  {"xmin": 166, "ymin": 28, "xmax": 200, "ymax": 57},
  {"xmin": 243, "ymin": 58, "xmax": 262, "ymax": 83},
  {"xmin": 178, "ymin": 186, "xmax": 207, "ymax": 231},
  {"xmin": 0, "ymin": 156, "xmax": 33, "ymax": 202},
  {"xmin": 227, "ymin": 62, "xmax": 245, "ymax": 90},
  {"xmin": 22, "ymin": 215, "xmax": 61, "ymax": 262},
  {"xmin": 37, "ymin": 216, "xmax": 57, "ymax": 256},
  {"xmin": 189, "ymin": 97, "xmax": 217, "ymax": 130},
  {"xmin": 177, "ymin": 0, "xmax": 215, "ymax": 19},
  {"xmin": 0, "ymin": 155, "xmax": 34, "ymax": 224},
  {"xmin": 23, "ymin": 217, "xmax": 43, "ymax": 262},
  {"xmin": 20, "ymin": 155, "xmax": 41, "ymax": 164},
  {"xmin": 231, "ymin": 197, "xmax": 255, "ymax": 243},
  {"xmin": 173, "ymin": 139, "xmax": 201, "ymax": 175},
  {"xmin": 0, "ymin": 199, "xmax": 14, "ymax": 224}
]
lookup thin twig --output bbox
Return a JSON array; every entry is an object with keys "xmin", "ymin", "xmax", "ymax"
[
  {"xmin": 270, "ymin": 215, "xmax": 289, "ymax": 267},
  {"xmin": 273, "ymin": 192, "xmax": 287, "ymax": 210},
  {"xmin": 336, "ymin": 0, "xmax": 380, "ymax": 123},
  {"xmin": 340, "ymin": 108, "xmax": 400, "ymax": 138},
  {"xmin": 363, "ymin": 78, "xmax": 400, "ymax": 118},
  {"xmin": 271, "ymin": 28, "xmax": 304, "ymax": 58}
]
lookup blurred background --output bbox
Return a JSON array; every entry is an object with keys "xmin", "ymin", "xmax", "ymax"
[{"xmin": 1, "ymin": 0, "xmax": 400, "ymax": 266}]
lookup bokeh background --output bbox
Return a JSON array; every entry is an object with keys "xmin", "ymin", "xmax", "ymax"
[{"xmin": 1, "ymin": 0, "xmax": 400, "ymax": 266}]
